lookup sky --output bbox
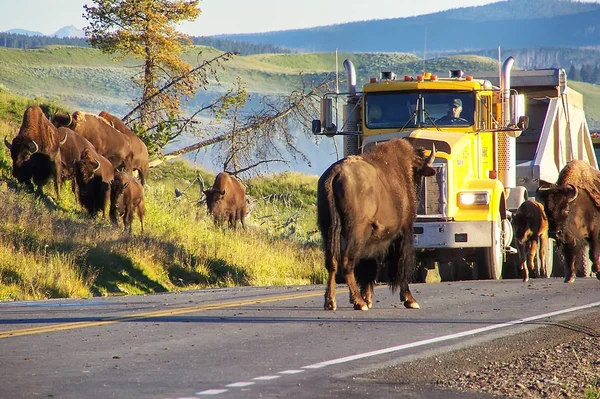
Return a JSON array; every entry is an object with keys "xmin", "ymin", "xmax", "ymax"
[{"xmin": 2, "ymin": 0, "xmax": 598, "ymax": 37}]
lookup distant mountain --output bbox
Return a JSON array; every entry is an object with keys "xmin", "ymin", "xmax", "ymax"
[
  {"xmin": 52, "ymin": 25, "xmax": 85, "ymax": 38},
  {"xmin": 215, "ymin": 0, "xmax": 600, "ymax": 53},
  {"xmin": 5, "ymin": 28, "xmax": 44, "ymax": 36}
]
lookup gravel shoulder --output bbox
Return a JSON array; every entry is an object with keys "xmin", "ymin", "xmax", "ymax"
[{"xmin": 361, "ymin": 310, "xmax": 600, "ymax": 398}]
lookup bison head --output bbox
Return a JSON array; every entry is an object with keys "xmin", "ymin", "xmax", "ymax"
[
  {"xmin": 203, "ymin": 188, "xmax": 226, "ymax": 212},
  {"xmin": 537, "ymin": 182, "xmax": 578, "ymax": 241},
  {"xmin": 51, "ymin": 112, "xmax": 73, "ymax": 128},
  {"xmin": 74, "ymin": 149, "xmax": 101, "ymax": 189},
  {"xmin": 5, "ymin": 136, "xmax": 40, "ymax": 182},
  {"xmin": 109, "ymin": 174, "xmax": 129, "ymax": 224}
]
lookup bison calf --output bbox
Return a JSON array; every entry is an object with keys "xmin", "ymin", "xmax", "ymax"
[
  {"xmin": 512, "ymin": 200, "xmax": 549, "ymax": 282},
  {"xmin": 203, "ymin": 172, "xmax": 247, "ymax": 229},
  {"xmin": 110, "ymin": 171, "xmax": 145, "ymax": 234}
]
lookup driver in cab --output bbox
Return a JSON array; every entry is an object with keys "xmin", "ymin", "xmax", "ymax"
[{"xmin": 436, "ymin": 98, "xmax": 467, "ymax": 125}]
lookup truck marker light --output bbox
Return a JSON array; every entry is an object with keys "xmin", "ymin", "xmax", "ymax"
[
  {"xmin": 370, "ymin": 77, "xmax": 377, "ymax": 83},
  {"xmin": 404, "ymin": 75, "xmax": 412, "ymax": 81},
  {"xmin": 430, "ymin": 75, "xmax": 438, "ymax": 81},
  {"xmin": 417, "ymin": 75, "xmax": 424, "ymax": 82}
]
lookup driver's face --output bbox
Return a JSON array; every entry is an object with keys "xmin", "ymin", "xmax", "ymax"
[{"xmin": 451, "ymin": 105, "xmax": 462, "ymax": 117}]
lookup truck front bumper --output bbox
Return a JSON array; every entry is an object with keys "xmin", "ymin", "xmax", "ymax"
[{"xmin": 413, "ymin": 221, "xmax": 492, "ymax": 249}]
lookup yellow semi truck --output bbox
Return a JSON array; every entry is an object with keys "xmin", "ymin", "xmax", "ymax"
[{"xmin": 312, "ymin": 56, "xmax": 597, "ymax": 280}]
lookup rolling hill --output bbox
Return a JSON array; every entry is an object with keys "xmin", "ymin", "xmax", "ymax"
[{"xmin": 1, "ymin": 44, "xmax": 599, "ymax": 175}]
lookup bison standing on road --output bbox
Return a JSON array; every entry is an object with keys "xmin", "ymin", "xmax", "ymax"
[
  {"xmin": 512, "ymin": 200, "xmax": 549, "ymax": 282},
  {"xmin": 99, "ymin": 111, "xmax": 149, "ymax": 186},
  {"xmin": 4, "ymin": 105, "xmax": 66, "ymax": 199},
  {"xmin": 110, "ymin": 171, "xmax": 145, "ymax": 234},
  {"xmin": 203, "ymin": 172, "xmax": 247, "ymax": 229},
  {"xmin": 74, "ymin": 147, "xmax": 114, "ymax": 218},
  {"xmin": 317, "ymin": 138, "xmax": 436, "ymax": 311},
  {"xmin": 537, "ymin": 160, "xmax": 600, "ymax": 282}
]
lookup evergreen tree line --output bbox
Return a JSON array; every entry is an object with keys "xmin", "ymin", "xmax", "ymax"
[
  {"xmin": 0, "ymin": 32, "xmax": 292, "ymax": 55},
  {"xmin": 568, "ymin": 63, "xmax": 600, "ymax": 84},
  {"xmin": 0, "ymin": 32, "xmax": 88, "ymax": 49}
]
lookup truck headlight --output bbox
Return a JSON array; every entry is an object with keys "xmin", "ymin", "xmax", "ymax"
[{"xmin": 458, "ymin": 192, "xmax": 490, "ymax": 205}]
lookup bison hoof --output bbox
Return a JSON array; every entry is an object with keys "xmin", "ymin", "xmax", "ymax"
[
  {"xmin": 324, "ymin": 301, "xmax": 337, "ymax": 311},
  {"xmin": 353, "ymin": 303, "xmax": 369, "ymax": 311},
  {"xmin": 564, "ymin": 276, "xmax": 576, "ymax": 283},
  {"xmin": 596, "ymin": 272, "xmax": 600, "ymax": 281},
  {"xmin": 522, "ymin": 277, "xmax": 529, "ymax": 283},
  {"xmin": 404, "ymin": 301, "xmax": 420, "ymax": 309}
]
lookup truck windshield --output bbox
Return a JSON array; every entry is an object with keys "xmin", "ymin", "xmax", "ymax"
[{"xmin": 365, "ymin": 91, "xmax": 474, "ymax": 129}]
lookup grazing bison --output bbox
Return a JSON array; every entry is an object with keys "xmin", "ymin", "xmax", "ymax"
[
  {"xmin": 317, "ymin": 138, "xmax": 436, "ymax": 311},
  {"xmin": 4, "ymin": 105, "xmax": 66, "ymax": 199},
  {"xmin": 203, "ymin": 172, "xmax": 247, "ymax": 229},
  {"xmin": 58, "ymin": 127, "xmax": 96, "ymax": 190},
  {"xmin": 110, "ymin": 171, "xmax": 145, "ymax": 234},
  {"xmin": 99, "ymin": 111, "xmax": 149, "ymax": 186},
  {"xmin": 512, "ymin": 200, "xmax": 549, "ymax": 282},
  {"xmin": 537, "ymin": 160, "xmax": 600, "ymax": 282},
  {"xmin": 74, "ymin": 147, "xmax": 114, "ymax": 218},
  {"xmin": 52, "ymin": 111, "xmax": 133, "ymax": 173}
]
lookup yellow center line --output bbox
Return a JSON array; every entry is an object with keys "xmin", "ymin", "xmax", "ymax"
[{"xmin": 0, "ymin": 290, "xmax": 329, "ymax": 339}]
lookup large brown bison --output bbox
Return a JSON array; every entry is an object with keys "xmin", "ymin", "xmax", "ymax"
[
  {"xmin": 203, "ymin": 172, "xmax": 247, "ymax": 229},
  {"xmin": 73, "ymin": 147, "xmax": 114, "ymax": 218},
  {"xmin": 537, "ymin": 160, "xmax": 600, "ymax": 282},
  {"xmin": 317, "ymin": 138, "xmax": 436, "ymax": 311},
  {"xmin": 110, "ymin": 171, "xmax": 145, "ymax": 234},
  {"xmin": 512, "ymin": 200, "xmax": 549, "ymax": 282},
  {"xmin": 52, "ymin": 111, "xmax": 133, "ymax": 174},
  {"xmin": 4, "ymin": 106, "xmax": 66, "ymax": 199},
  {"xmin": 99, "ymin": 111, "xmax": 149, "ymax": 186}
]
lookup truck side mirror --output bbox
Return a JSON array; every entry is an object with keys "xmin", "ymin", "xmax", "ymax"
[
  {"xmin": 311, "ymin": 119, "xmax": 322, "ymax": 134},
  {"xmin": 517, "ymin": 115, "xmax": 529, "ymax": 131}
]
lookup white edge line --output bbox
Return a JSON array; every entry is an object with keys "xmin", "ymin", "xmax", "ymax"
[
  {"xmin": 279, "ymin": 369, "xmax": 305, "ymax": 374},
  {"xmin": 302, "ymin": 301, "xmax": 600, "ymax": 369},
  {"xmin": 196, "ymin": 389, "xmax": 229, "ymax": 395},
  {"xmin": 225, "ymin": 382, "xmax": 255, "ymax": 388},
  {"xmin": 252, "ymin": 375, "xmax": 281, "ymax": 381}
]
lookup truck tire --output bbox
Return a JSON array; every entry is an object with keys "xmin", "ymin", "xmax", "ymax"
[
  {"xmin": 542, "ymin": 238, "xmax": 554, "ymax": 278},
  {"xmin": 483, "ymin": 217, "xmax": 503, "ymax": 280}
]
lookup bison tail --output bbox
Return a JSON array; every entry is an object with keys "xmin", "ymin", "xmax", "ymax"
[{"xmin": 318, "ymin": 173, "xmax": 342, "ymax": 272}]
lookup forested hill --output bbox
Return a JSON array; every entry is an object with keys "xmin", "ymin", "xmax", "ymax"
[{"xmin": 216, "ymin": 0, "xmax": 600, "ymax": 53}]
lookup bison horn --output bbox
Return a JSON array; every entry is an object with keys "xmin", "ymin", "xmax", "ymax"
[
  {"xmin": 4, "ymin": 136, "xmax": 11, "ymax": 150},
  {"xmin": 426, "ymin": 144, "xmax": 436, "ymax": 166},
  {"xmin": 59, "ymin": 130, "xmax": 68, "ymax": 145},
  {"xmin": 93, "ymin": 159, "xmax": 101, "ymax": 172},
  {"xmin": 27, "ymin": 140, "xmax": 39, "ymax": 154},
  {"xmin": 567, "ymin": 184, "xmax": 578, "ymax": 203}
]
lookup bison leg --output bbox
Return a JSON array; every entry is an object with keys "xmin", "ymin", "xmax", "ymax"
[
  {"xmin": 563, "ymin": 244, "xmax": 577, "ymax": 283},
  {"xmin": 341, "ymin": 256, "xmax": 368, "ymax": 311},
  {"xmin": 527, "ymin": 239, "xmax": 539, "ymax": 281},
  {"xmin": 355, "ymin": 259, "xmax": 377, "ymax": 309},
  {"xmin": 323, "ymin": 239, "xmax": 338, "ymax": 311},
  {"xmin": 539, "ymin": 234, "xmax": 549, "ymax": 278},
  {"xmin": 517, "ymin": 241, "xmax": 529, "ymax": 282}
]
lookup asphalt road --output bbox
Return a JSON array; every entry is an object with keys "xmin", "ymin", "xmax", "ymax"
[{"xmin": 1, "ymin": 278, "xmax": 599, "ymax": 399}]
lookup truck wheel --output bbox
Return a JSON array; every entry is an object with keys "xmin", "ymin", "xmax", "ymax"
[
  {"xmin": 484, "ymin": 217, "xmax": 503, "ymax": 280},
  {"xmin": 542, "ymin": 238, "xmax": 554, "ymax": 278}
]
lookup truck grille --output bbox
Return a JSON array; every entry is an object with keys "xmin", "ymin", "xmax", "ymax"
[{"xmin": 417, "ymin": 162, "xmax": 447, "ymax": 217}]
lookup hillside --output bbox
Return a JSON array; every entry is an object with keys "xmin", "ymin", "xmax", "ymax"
[
  {"xmin": 1, "ymin": 44, "xmax": 600, "ymax": 175},
  {"xmin": 217, "ymin": 0, "xmax": 600, "ymax": 54}
]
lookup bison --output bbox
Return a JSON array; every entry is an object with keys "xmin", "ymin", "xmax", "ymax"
[
  {"xmin": 537, "ymin": 160, "xmax": 600, "ymax": 282},
  {"xmin": 52, "ymin": 111, "xmax": 133, "ymax": 174},
  {"xmin": 317, "ymin": 138, "xmax": 436, "ymax": 311},
  {"xmin": 512, "ymin": 200, "xmax": 549, "ymax": 282},
  {"xmin": 4, "ymin": 105, "xmax": 66, "ymax": 199},
  {"xmin": 57, "ymin": 127, "xmax": 96, "ymax": 192},
  {"xmin": 73, "ymin": 147, "xmax": 114, "ymax": 218},
  {"xmin": 110, "ymin": 171, "xmax": 145, "ymax": 234},
  {"xmin": 203, "ymin": 172, "xmax": 247, "ymax": 229},
  {"xmin": 99, "ymin": 111, "xmax": 149, "ymax": 186}
]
